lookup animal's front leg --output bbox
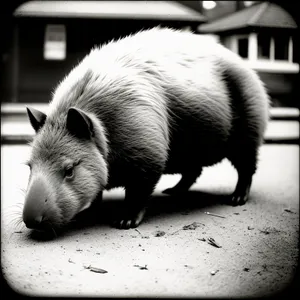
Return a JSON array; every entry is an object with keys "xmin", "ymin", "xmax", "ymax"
[
  {"xmin": 113, "ymin": 180, "xmax": 155, "ymax": 229},
  {"xmin": 115, "ymin": 204, "xmax": 147, "ymax": 229}
]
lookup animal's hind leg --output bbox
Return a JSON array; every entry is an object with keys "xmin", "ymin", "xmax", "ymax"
[
  {"xmin": 162, "ymin": 169, "xmax": 202, "ymax": 195},
  {"xmin": 231, "ymin": 171, "xmax": 253, "ymax": 206},
  {"xmin": 228, "ymin": 148, "xmax": 258, "ymax": 206}
]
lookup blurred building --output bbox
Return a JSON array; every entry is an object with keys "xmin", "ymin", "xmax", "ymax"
[
  {"xmin": 197, "ymin": 1, "xmax": 298, "ymax": 108},
  {"xmin": 178, "ymin": 1, "xmax": 299, "ymax": 25},
  {"xmin": 1, "ymin": 0, "xmax": 206, "ymax": 104},
  {"xmin": 0, "ymin": 1, "xmax": 298, "ymax": 108},
  {"xmin": 178, "ymin": 1, "xmax": 253, "ymax": 20},
  {"xmin": 0, "ymin": 1, "xmax": 298, "ymax": 145}
]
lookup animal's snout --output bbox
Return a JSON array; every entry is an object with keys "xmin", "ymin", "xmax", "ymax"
[
  {"xmin": 23, "ymin": 214, "xmax": 44, "ymax": 230},
  {"xmin": 23, "ymin": 178, "xmax": 49, "ymax": 230}
]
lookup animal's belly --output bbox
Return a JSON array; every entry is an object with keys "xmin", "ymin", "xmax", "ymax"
[{"xmin": 164, "ymin": 130, "xmax": 228, "ymax": 174}]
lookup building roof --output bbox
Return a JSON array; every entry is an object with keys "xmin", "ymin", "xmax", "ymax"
[
  {"xmin": 14, "ymin": 0, "xmax": 206, "ymax": 22},
  {"xmin": 198, "ymin": 2, "xmax": 297, "ymax": 33}
]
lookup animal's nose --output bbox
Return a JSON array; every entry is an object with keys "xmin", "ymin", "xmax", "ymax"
[
  {"xmin": 23, "ymin": 215, "xmax": 44, "ymax": 230},
  {"xmin": 23, "ymin": 177, "xmax": 48, "ymax": 230}
]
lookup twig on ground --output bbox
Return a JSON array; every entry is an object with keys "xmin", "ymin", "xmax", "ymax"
[
  {"xmin": 170, "ymin": 228, "xmax": 181, "ymax": 235},
  {"xmin": 211, "ymin": 270, "xmax": 219, "ymax": 275},
  {"xmin": 135, "ymin": 229, "xmax": 142, "ymax": 236},
  {"xmin": 84, "ymin": 265, "xmax": 108, "ymax": 274},
  {"xmin": 198, "ymin": 238, "xmax": 206, "ymax": 242},
  {"xmin": 134, "ymin": 264, "xmax": 148, "ymax": 270},
  {"xmin": 284, "ymin": 208, "xmax": 295, "ymax": 214},
  {"xmin": 204, "ymin": 212, "xmax": 226, "ymax": 218},
  {"xmin": 135, "ymin": 228, "xmax": 149, "ymax": 239}
]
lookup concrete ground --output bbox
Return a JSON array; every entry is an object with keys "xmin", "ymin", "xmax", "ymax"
[{"xmin": 1, "ymin": 143, "xmax": 299, "ymax": 298}]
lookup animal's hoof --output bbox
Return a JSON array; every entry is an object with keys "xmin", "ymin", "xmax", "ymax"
[
  {"xmin": 231, "ymin": 184, "xmax": 251, "ymax": 206},
  {"xmin": 113, "ymin": 207, "xmax": 146, "ymax": 230},
  {"xmin": 114, "ymin": 219, "xmax": 138, "ymax": 229},
  {"xmin": 231, "ymin": 191, "xmax": 249, "ymax": 206}
]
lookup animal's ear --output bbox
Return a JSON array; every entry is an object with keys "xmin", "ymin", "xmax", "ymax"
[
  {"xmin": 26, "ymin": 107, "xmax": 47, "ymax": 132},
  {"xmin": 66, "ymin": 107, "xmax": 94, "ymax": 139}
]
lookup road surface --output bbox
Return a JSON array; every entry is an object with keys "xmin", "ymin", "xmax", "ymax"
[{"xmin": 1, "ymin": 143, "xmax": 299, "ymax": 298}]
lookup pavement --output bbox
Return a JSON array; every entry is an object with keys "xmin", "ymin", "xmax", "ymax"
[{"xmin": 1, "ymin": 141, "xmax": 299, "ymax": 298}]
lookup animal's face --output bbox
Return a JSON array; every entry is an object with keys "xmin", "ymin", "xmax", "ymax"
[{"xmin": 23, "ymin": 107, "xmax": 108, "ymax": 232}]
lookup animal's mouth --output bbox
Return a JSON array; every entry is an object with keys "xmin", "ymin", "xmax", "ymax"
[
  {"xmin": 28, "ymin": 222, "xmax": 60, "ymax": 240},
  {"xmin": 32, "ymin": 221, "xmax": 52, "ymax": 232},
  {"xmin": 24, "ymin": 217, "xmax": 60, "ymax": 237}
]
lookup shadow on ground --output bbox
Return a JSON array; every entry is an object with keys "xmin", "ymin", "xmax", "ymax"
[{"xmin": 27, "ymin": 189, "xmax": 231, "ymax": 241}]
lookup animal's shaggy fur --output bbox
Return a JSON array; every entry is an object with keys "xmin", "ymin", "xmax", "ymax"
[{"xmin": 24, "ymin": 27, "xmax": 269, "ymax": 231}]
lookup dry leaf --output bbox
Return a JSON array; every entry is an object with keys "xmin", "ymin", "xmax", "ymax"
[{"xmin": 207, "ymin": 237, "xmax": 222, "ymax": 248}]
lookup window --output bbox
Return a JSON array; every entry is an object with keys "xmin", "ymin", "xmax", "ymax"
[
  {"xmin": 257, "ymin": 33, "xmax": 295, "ymax": 63},
  {"xmin": 44, "ymin": 25, "xmax": 66, "ymax": 60},
  {"xmin": 293, "ymin": 36, "xmax": 298, "ymax": 63},
  {"xmin": 257, "ymin": 33, "xmax": 271, "ymax": 59},
  {"xmin": 244, "ymin": 1, "xmax": 255, "ymax": 6},
  {"xmin": 274, "ymin": 34, "xmax": 289, "ymax": 60},
  {"xmin": 237, "ymin": 37, "xmax": 248, "ymax": 58}
]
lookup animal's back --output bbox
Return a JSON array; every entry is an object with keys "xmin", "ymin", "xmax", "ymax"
[
  {"xmin": 48, "ymin": 27, "xmax": 269, "ymax": 178},
  {"xmin": 86, "ymin": 27, "xmax": 269, "ymax": 173}
]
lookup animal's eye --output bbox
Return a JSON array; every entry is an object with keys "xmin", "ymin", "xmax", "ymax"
[{"xmin": 64, "ymin": 166, "xmax": 74, "ymax": 178}]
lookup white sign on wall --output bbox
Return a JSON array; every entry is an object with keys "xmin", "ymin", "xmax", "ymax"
[{"xmin": 44, "ymin": 24, "xmax": 66, "ymax": 60}]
